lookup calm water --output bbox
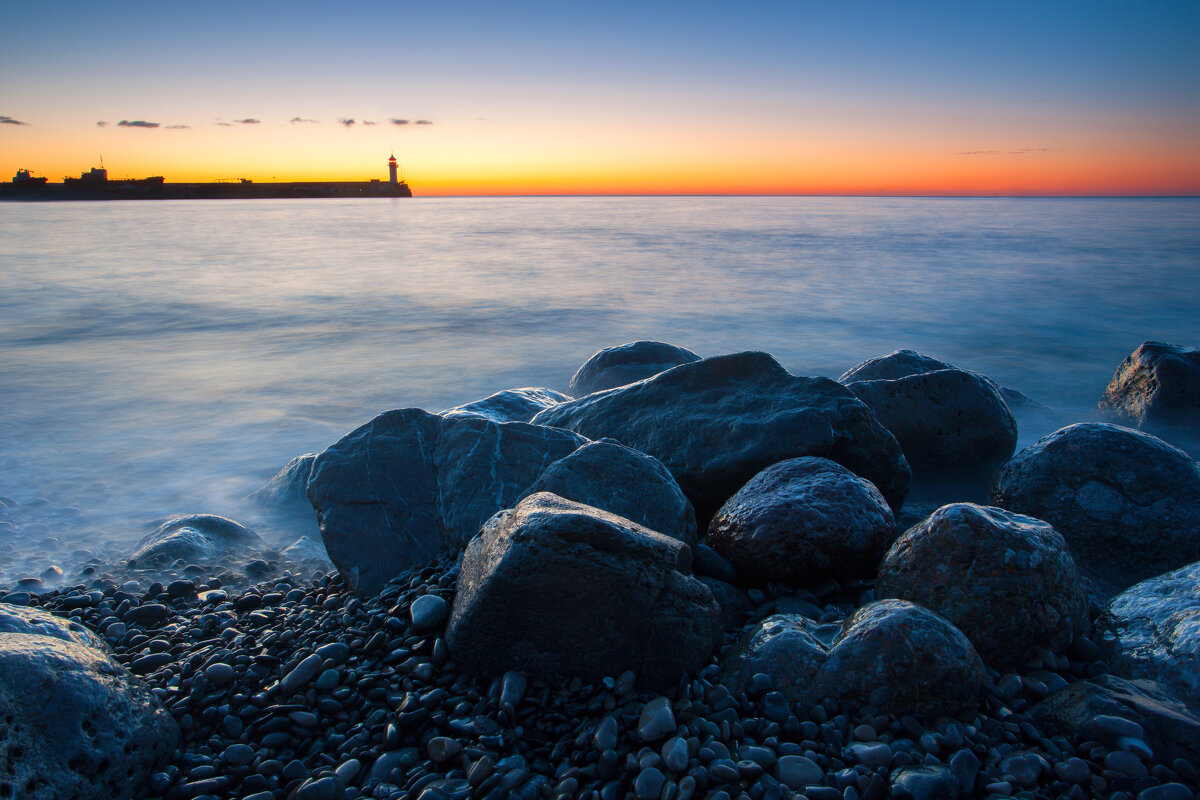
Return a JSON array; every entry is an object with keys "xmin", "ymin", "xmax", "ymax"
[{"xmin": 1, "ymin": 197, "xmax": 1197, "ymax": 581}]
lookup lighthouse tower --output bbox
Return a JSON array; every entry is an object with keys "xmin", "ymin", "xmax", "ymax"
[{"xmin": 388, "ymin": 154, "xmax": 399, "ymax": 185}]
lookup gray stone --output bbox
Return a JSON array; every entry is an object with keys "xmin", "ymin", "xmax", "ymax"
[
  {"xmin": 441, "ymin": 387, "xmax": 571, "ymax": 423},
  {"xmin": 991, "ymin": 423, "xmax": 1200, "ymax": 592},
  {"xmin": 279, "ymin": 653, "xmax": 324, "ymax": 693},
  {"xmin": 1000, "ymin": 753, "xmax": 1046, "ymax": 787},
  {"xmin": 0, "ymin": 633, "xmax": 178, "ymax": 800},
  {"xmin": 876, "ymin": 503, "xmax": 1089, "ymax": 666},
  {"xmin": 246, "ymin": 453, "xmax": 317, "ymax": 519},
  {"xmin": 568, "ymin": 340, "xmax": 702, "ymax": 397},
  {"xmin": 1098, "ymin": 341, "xmax": 1200, "ymax": 454},
  {"xmin": 520, "ymin": 439, "xmax": 698, "ymax": 545},
  {"xmin": 0, "ymin": 603, "xmax": 107, "ymax": 650},
  {"xmin": 1097, "ymin": 560, "xmax": 1200, "ymax": 707},
  {"xmin": 811, "ymin": 600, "xmax": 986, "ymax": 718},
  {"xmin": 890, "ymin": 765, "xmax": 958, "ymax": 800},
  {"xmin": 445, "ymin": 493, "xmax": 721, "ymax": 689},
  {"xmin": 948, "ymin": 749, "xmax": 979, "ymax": 797},
  {"xmin": 721, "ymin": 614, "xmax": 828, "ymax": 703},
  {"xmin": 775, "ymin": 755, "xmax": 822, "ymax": 789},
  {"xmin": 845, "ymin": 742, "xmax": 892, "ymax": 769},
  {"xmin": 410, "ymin": 595, "xmax": 449, "ymax": 631},
  {"xmin": 662, "ymin": 737, "xmax": 689, "ymax": 772},
  {"xmin": 838, "ymin": 350, "xmax": 956, "ymax": 383},
  {"xmin": 634, "ymin": 766, "xmax": 666, "ymax": 800},
  {"xmin": 707, "ymin": 457, "xmax": 895, "ymax": 585},
  {"xmin": 308, "ymin": 408, "xmax": 587, "ymax": 594},
  {"xmin": 128, "ymin": 514, "xmax": 263, "ymax": 567},
  {"xmin": 637, "ymin": 697, "xmax": 676, "ymax": 741},
  {"xmin": 533, "ymin": 351, "xmax": 911, "ymax": 520}
]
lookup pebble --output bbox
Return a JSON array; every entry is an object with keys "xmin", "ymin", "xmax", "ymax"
[
  {"xmin": 204, "ymin": 663, "xmax": 234, "ymax": 686},
  {"xmin": 1138, "ymin": 784, "xmax": 1196, "ymax": 800},
  {"xmin": 1107, "ymin": 749, "xmax": 1149, "ymax": 778},
  {"xmin": 637, "ymin": 696, "xmax": 676, "ymax": 741},
  {"xmin": 663, "ymin": 737, "xmax": 690, "ymax": 772},
  {"xmin": 891, "ymin": 765, "xmax": 958, "ymax": 800},
  {"xmin": 846, "ymin": 742, "xmax": 892, "ymax": 770},
  {"xmin": 593, "ymin": 716, "xmax": 619, "ymax": 751},
  {"xmin": 635, "ymin": 767, "xmax": 665, "ymax": 800},
  {"xmin": 500, "ymin": 670, "xmax": 527, "ymax": 709},
  {"xmin": 776, "ymin": 755, "xmax": 822, "ymax": 789},
  {"xmin": 410, "ymin": 594, "xmax": 449, "ymax": 630},
  {"xmin": 279, "ymin": 653, "xmax": 324, "ymax": 693}
]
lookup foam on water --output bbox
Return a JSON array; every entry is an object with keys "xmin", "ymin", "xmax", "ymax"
[{"xmin": 1, "ymin": 196, "xmax": 1197, "ymax": 585}]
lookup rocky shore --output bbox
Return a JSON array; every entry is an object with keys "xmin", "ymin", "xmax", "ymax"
[{"xmin": 2, "ymin": 340, "xmax": 1198, "ymax": 800}]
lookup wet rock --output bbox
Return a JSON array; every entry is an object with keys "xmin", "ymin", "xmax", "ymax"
[
  {"xmin": 1098, "ymin": 342, "xmax": 1200, "ymax": 454},
  {"xmin": 811, "ymin": 600, "xmax": 985, "ymax": 718},
  {"xmin": 838, "ymin": 350, "xmax": 956, "ymax": 382},
  {"xmin": 1096, "ymin": 560, "xmax": 1200, "ymax": 706},
  {"xmin": 876, "ymin": 503, "xmax": 1089, "ymax": 666},
  {"xmin": 567, "ymin": 340, "xmax": 701, "ymax": 397},
  {"xmin": 410, "ymin": 594, "xmax": 449, "ymax": 631},
  {"xmin": 991, "ymin": 423, "xmax": 1200, "ymax": 591},
  {"xmin": 245, "ymin": 453, "xmax": 317, "ymax": 519},
  {"xmin": 707, "ymin": 456, "xmax": 895, "ymax": 585},
  {"xmin": 0, "ymin": 633, "xmax": 178, "ymax": 800},
  {"xmin": 533, "ymin": 351, "xmax": 911, "ymax": 520},
  {"xmin": 890, "ymin": 765, "xmax": 958, "ymax": 800},
  {"xmin": 776, "ymin": 754, "xmax": 822, "ymax": 789},
  {"xmin": 519, "ymin": 439, "xmax": 698, "ymax": 545},
  {"xmin": 128, "ymin": 514, "xmax": 263, "ymax": 567},
  {"xmin": 1030, "ymin": 673, "xmax": 1200, "ymax": 764},
  {"xmin": 0, "ymin": 603, "xmax": 108, "ymax": 650},
  {"xmin": 446, "ymin": 493, "xmax": 721, "ymax": 689},
  {"xmin": 698, "ymin": 577, "xmax": 752, "ymax": 631},
  {"xmin": 441, "ymin": 387, "xmax": 571, "ymax": 424},
  {"xmin": 721, "ymin": 614, "xmax": 828, "ymax": 702},
  {"xmin": 308, "ymin": 408, "xmax": 586, "ymax": 594}
]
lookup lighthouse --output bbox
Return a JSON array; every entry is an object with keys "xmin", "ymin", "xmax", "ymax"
[{"xmin": 388, "ymin": 154, "xmax": 398, "ymax": 185}]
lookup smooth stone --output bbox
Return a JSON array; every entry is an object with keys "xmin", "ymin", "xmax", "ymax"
[
  {"xmin": 662, "ymin": 737, "xmax": 690, "ymax": 772},
  {"xmin": 1138, "ymin": 784, "xmax": 1195, "ymax": 800},
  {"xmin": 593, "ymin": 717, "xmax": 619, "ymax": 751},
  {"xmin": 428, "ymin": 736, "xmax": 462, "ymax": 763},
  {"xmin": 775, "ymin": 755, "xmax": 823, "ymax": 789},
  {"xmin": 568, "ymin": 340, "xmax": 702, "ymax": 397},
  {"xmin": 410, "ymin": 595, "xmax": 449, "ymax": 631},
  {"xmin": 1001, "ymin": 753, "xmax": 1045, "ymax": 787},
  {"xmin": 948, "ymin": 749, "xmax": 978, "ymax": 797},
  {"xmin": 279, "ymin": 653, "xmax": 324, "ymax": 693},
  {"xmin": 890, "ymin": 765, "xmax": 958, "ymax": 800},
  {"xmin": 0, "ymin": 603, "xmax": 107, "ymax": 649},
  {"xmin": 846, "ymin": 742, "xmax": 893, "ymax": 770},
  {"xmin": 1054, "ymin": 756, "xmax": 1092, "ymax": 785},
  {"xmin": 500, "ymin": 670, "xmax": 527, "ymax": 709},
  {"xmin": 223, "ymin": 743, "xmax": 256, "ymax": 766},
  {"xmin": 296, "ymin": 777, "xmax": 340, "ymax": 800},
  {"xmin": 128, "ymin": 514, "xmax": 262, "ymax": 567},
  {"xmin": 314, "ymin": 668, "xmax": 340, "ymax": 690},
  {"xmin": 638, "ymin": 696, "xmax": 676, "ymax": 741},
  {"xmin": 634, "ymin": 767, "xmax": 666, "ymax": 800},
  {"xmin": 441, "ymin": 387, "xmax": 572, "ymax": 424},
  {"xmin": 204, "ymin": 663, "xmax": 234, "ymax": 686},
  {"xmin": 720, "ymin": 614, "xmax": 827, "ymax": 703},
  {"xmin": 246, "ymin": 452, "xmax": 318, "ymax": 517}
]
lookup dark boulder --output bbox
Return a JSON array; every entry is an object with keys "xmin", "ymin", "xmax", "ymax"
[
  {"xmin": 699, "ymin": 577, "xmax": 753, "ymax": 632},
  {"xmin": 519, "ymin": 439, "xmax": 697, "ymax": 545},
  {"xmin": 1030, "ymin": 674, "xmax": 1200, "ymax": 764},
  {"xmin": 707, "ymin": 457, "xmax": 894, "ymax": 585},
  {"xmin": 129, "ymin": 514, "xmax": 263, "ymax": 567},
  {"xmin": 0, "ymin": 633, "xmax": 179, "ymax": 800},
  {"xmin": 533, "ymin": 351, "xmax": 910, "ymax": 520},
  {"xmin": 1098, "ymin": 342, "xmax": 1200, "ymax": 454},
  {"xmin": 308, "ymin": 409, "xmax": 587, "ymax": 595},
  {"xmin": 1096, "ymin": 560, "xmax": 1200, "ymax": 707},
  {"xmin": 445, "ymin": 493, "xmax": 721, "ymax": 689},
  {"xmin": 810, "ymin": 600, "xmax": 986, "ymax": 718},
  {"xmin": 838, "ymin": 350, "xmax": 955, "ymax": 382},
  {"xmin": 568, "ymin": 341, "xmax": 701, "ymax": 397},
  {"xmin": 441, "ymin": 387, "xmax": 571, "ymax": 424},
  {"xmin": 246, "ymin": 453, "xmax": 318, "ymax": 520},
  {"xmin": 876, "ymin": 503, "xmax": 1089, "ymax": 667},
  {"xmin": 720, "ymin": 614, "xmax": 828, "ymax": 702},
  {"xmin": 990, "ymin": 423, "xmax": 1200, "ymax": 591}
]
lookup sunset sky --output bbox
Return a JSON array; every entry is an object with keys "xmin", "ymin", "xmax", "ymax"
[{"xmin": 3, "ymin": 1, "xmax": 1198, "ymax": 195}]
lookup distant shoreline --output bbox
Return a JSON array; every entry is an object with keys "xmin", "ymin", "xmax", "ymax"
[{"xmin": 0, "ymin": 180, "xmax": 413, "ymax": 201}]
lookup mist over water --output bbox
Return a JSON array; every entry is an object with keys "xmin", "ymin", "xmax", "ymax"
[{"xmin": 2, "ymin": 196, "xmax": 1198, "ymax": 585}]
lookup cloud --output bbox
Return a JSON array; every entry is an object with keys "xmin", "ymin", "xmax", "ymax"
[
  {"xmin": 958, "ymin": 147, "xmax": 1056, "ymax": 156},
  {"xmin": 96, "ymin": 121, "xmax": 109, "ymax": 127},
  {"xmin": 236, "ymin": 118, "xmax": 260, "ymax": 125},
  {"xmin": 339, "ymin": 118, "xmax": 356, "ymax": 127},
  {"xmin": 290, "ymin": 117, "xmax": 319, "ymax": 124},
  {"xmin": 216, "ymin": 121, "xmax": 233, "ymax": 126},
  {"xmin": 363, "ymin": 120, "xmax": 378, "ymax": 126},
  {"xmin": 0, "ymin": 115, "xmax": 29, "ymax": 126},
  {"xmin": 415, "ymin": 120, "xmax": 433, "ymax": 125},
  {"xmin": 390, "ymin": 118, "xmax": 410, "ymax": 125},
  {"xmin": 118, "ymin": 119, "xmax": 160, "ymax": 128},
  {"xmin": 166, "ymin": 124, "xmax": 190, "ymax": 129}
]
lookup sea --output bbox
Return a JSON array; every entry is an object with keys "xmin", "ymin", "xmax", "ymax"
[{"xmin": 1, "ymin": 196, "xmax": 1198, "ymax": 585}]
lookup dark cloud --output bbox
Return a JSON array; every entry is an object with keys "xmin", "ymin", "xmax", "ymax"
[
  {"xmin": 0, "ymin": 115, "xmax": 29, "ymax": 126},
  {"xmin": 216, "ymin": 122, "xmax": 233, "ymax": 127},
  {"xmin": 118, "ymin": 120, "xmax": 160, "ymax": 128},
  {"xmin": 290, "ymin": 117, "xmax": 319, "ymax": 124},
  {"xmin": 415, "ymin": 120, "xmax": 433, "ymax": 125},
  {"xmin": 390, "ymin": 118, "xmax": 410, "ymax": 125},
  {"xmin": 362, "ymin": 120, "xmax": 378, "ymax": 126},
  {"xmin": 166, "ymin": 124, "xmax": 190, "ymax": 129},
  {"xmin": 339, "ymin": 118, "xmax": 356, "ymax": 127},
  {"xmin": 236, "ymin": 118, "xmax": 260, "ymax": 125},
  {"xmin": 96, "ymin": 121, "xmax": 109, "ymax": 127}
]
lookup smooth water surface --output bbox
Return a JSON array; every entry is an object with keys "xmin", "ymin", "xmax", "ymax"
[{"xmin": 1, "ymin": 196, "xmax": 1197, "ymax": 581}]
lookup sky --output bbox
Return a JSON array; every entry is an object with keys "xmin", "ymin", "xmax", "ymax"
[{"xmin": 2, "ymin": 1, "xmax": 1198, "ymax": 195}]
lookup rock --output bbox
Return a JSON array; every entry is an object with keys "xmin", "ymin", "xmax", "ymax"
[
  {"xmin": 839, "ymin": 350, "xmax": 956, "ymax": 382},
  {"xmin": 707, "ymin": 457, "xmax": 895, "ymax": 585},
  {"xmin": 637, "ymin": 696, "xmax": 676, "ymax": 741},
  {"xmin": 568, "ymin": 341, "xmax": 702, "ymax": 397},
  {"xmin": 279, "ymin": 653, "xmax": 324, "ymax": 693},
  {"xmin": 692, "ymin": 544, "xmax": 737, "ymax": 583},
  {"xmin": 720, "ymin": 614, "xmax": 828, "ymax": 702},
  {"xmin": 246, "ymin": 453, "xmax": 317, "ymax": 518},
  {"xmin": 441, "ymin": 387, "xmax": 571, "ymax": 424},
  {"xmin": 128, "ymin": 514, "xmax": 263, "ymax": 567},
  {"xmin": 1029, "ymin": 673, "xmax": 1200, "ymax": 764},
  {"xmin": 698, "ymin": 577, "xmax": 752, "ymax": 632},
  {"xmin": 1096, "ymin": 560, "xmax": 1200, "ymax": 706},
  {"xmin": 0, "ymin": 603, "xmax": 107, "ymax": 650},
  {"xmin": 308, "ymin": 408, "xmax": 587, "ymax": 594},
  {"xmin": 810, "ymin": 600, "xmax": 986, "ymax": 718},
  {"xmin": 410, "ymin": 595, "xmax": 449, "ymax": 631},
  {"xmin": 890, "ymin": 765, "xmax": 958, "ymax": 800},
  {"xmin": 775, "ymin": 754, "xmax": 822, "ymax": 789},
  {"xmin": 519, "ymin": 439, "xmax": 698, "ymax": 545},
  {"xmin": 445, "ymin": 493, "xmax": 721, "ymax": 689},
  {"xmin": 1098, "ymin": 342, "xmax": 1200, "ymax": 453},
  {"xmin": 875, "ymin": 503, "xmax": 1089, "ymax": 666},
  {"xmin": 990, "ymin": 423, "xmax": 1200, "ymax": 591},
  {"xmin": 533, "ymin": 351, "xmax": 911, "ymax": 520},
  {"xmin": 0, "ymin": 633, "xmax": 178, "ymax": 800}
]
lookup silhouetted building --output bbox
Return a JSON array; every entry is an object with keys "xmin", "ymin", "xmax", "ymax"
[{"xmin": 389, "ymin": 154, "xmax": 399, "ymax": 185}]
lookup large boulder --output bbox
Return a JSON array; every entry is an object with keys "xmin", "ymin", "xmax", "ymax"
[
  {"xmin": 568, "ymin": 341, "xmax": 701, "ymax": 397},
  {"xmin": 128, "ymin": 514, "xmax": 263, "ymax": 568},
  {"xmin": 533, "ymin": 351, "xmax": 911, "ymax": 520},
  {"xmin": 810, "ymin": 600, "xmax": 986, "ymax": 718},
  {"xmin": 445, "ymin": 493, "xmax": 721, "ymax": 689},
  {"xmin": 518, "ymin": 439, "xmax": 698, "ymax": 545},
  {"xmin": 0, "ymin": 633, "xmax": 179, "ymax": 800},
  {"xmin": 990, "ymin": 423, "xmax": 1200, "ymax": 591},
  {"xmin": 721, "ymin": 614, "xmax": 829, "ymax": 702},
  {"xmin": 1098, "ymin": 342, "xmax": 1200, "ymax": 454},
  {"xmin": 876, "ymin": 504, "xmax": 1089, "ymax": 666},
  {"xmin": 308, "ymin": 409, "xmax": 587, "ymax": 595},
  {"xmin": 246, "ymin": 453, "xmax": 318, "ymax": 523},
  {"xmin": 707, "ymin": 457, "xmax": 895, "ymax": 585},
  {"xmin": 0, "ymin": 604, "xmax": 108, "ymax": 650},
  {"xmin": 838, "ymin": 350, "xmax": 955, "ymax": 382},
  {"xmin": 1096, "ymin": 561, "xmax": 1200, "ymax": 707},
  {"xmin": 441, "ymin": 387, "xmax": 571, "ymax": 424}
]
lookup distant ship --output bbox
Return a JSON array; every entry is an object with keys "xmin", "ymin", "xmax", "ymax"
[{"xmin": 1, "ymin": 155, "xmax": 413, "ymax": 201}]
